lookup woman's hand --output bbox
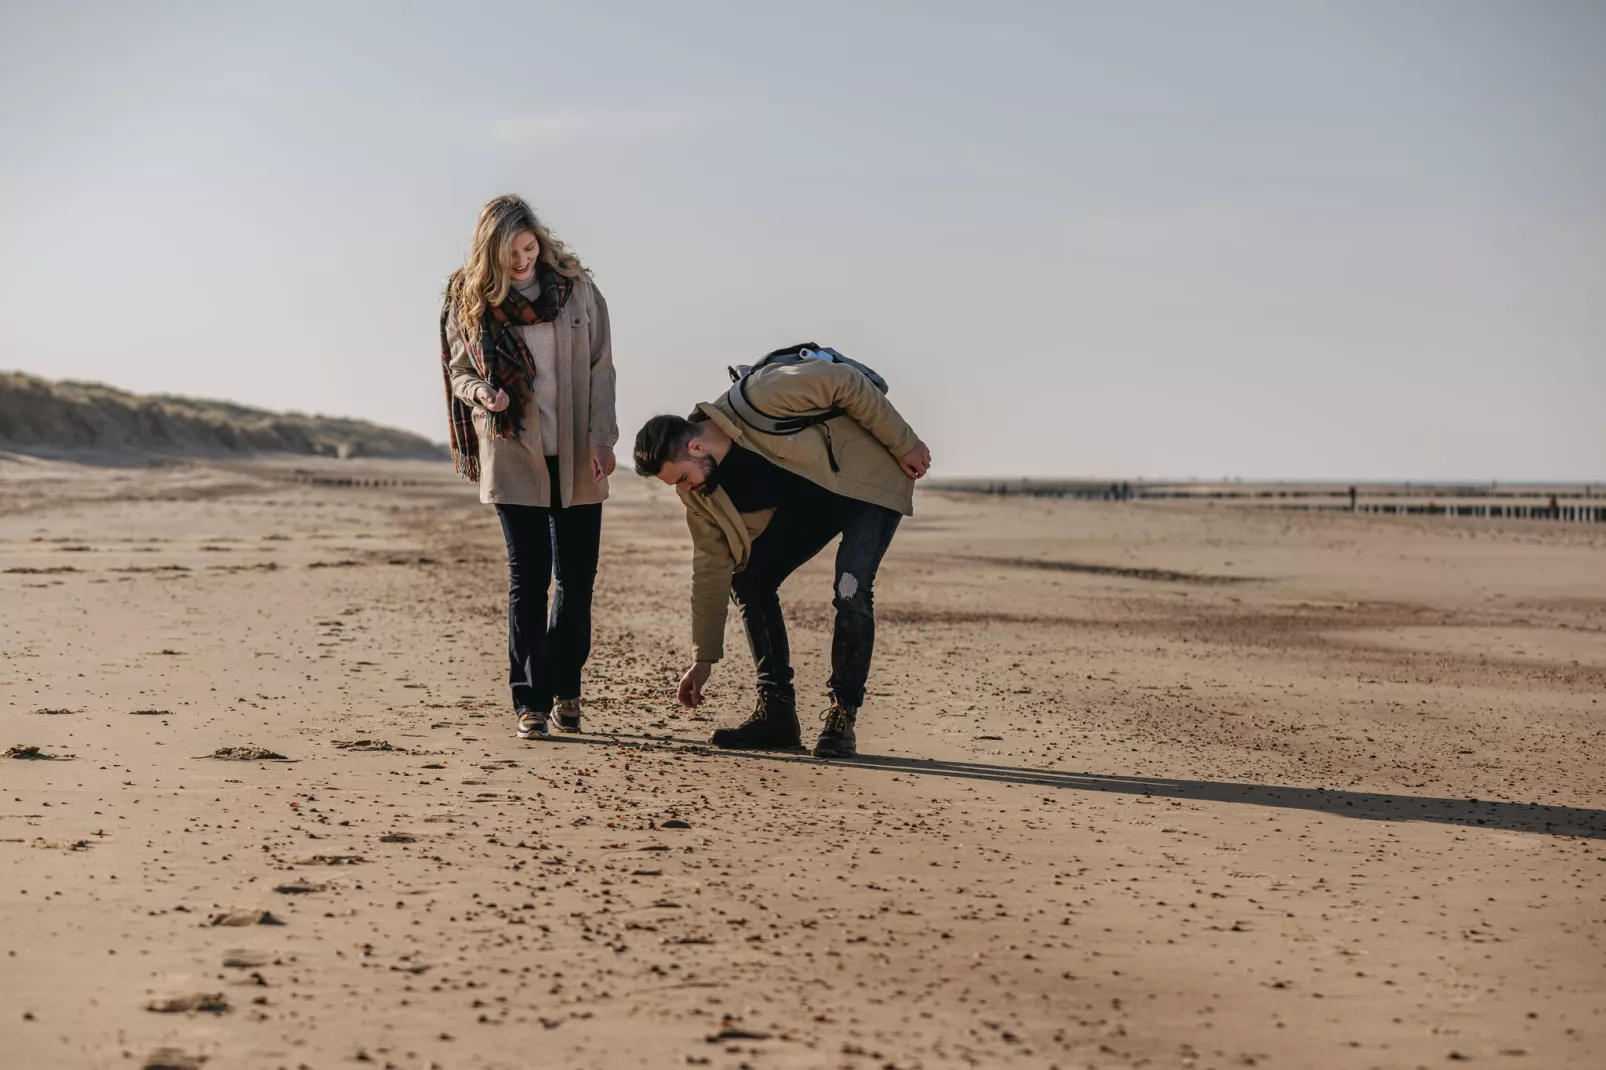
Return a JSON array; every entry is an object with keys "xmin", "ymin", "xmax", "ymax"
[
  {"xmin": 678, "ymin": 661, "xmax": 713, "ymax": 707},
  {"xmin": 475, "ymin": 385, "xmax": 510, "ymax": 412},
  {"xmin": 897, "ymin": 440, "xmax": 932, "ymax": 479},
  {"xmin": 590, "ymin": 445, "xmax": 616, "ymax": 483}
]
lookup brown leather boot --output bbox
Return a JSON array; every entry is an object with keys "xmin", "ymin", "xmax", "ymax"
[
  {"xmin": 709, "ymin": 690, "xmax": 801, "ymax": 749},
  {"xmin": 811, "ymin": 700, "xmax": 858, "ymax": 759}
]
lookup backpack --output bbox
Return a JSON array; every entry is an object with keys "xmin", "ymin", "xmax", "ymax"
[{"xmin": 724, "ymin": 343, "xmax": 889, "ymax": 436}]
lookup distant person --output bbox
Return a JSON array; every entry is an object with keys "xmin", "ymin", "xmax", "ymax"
[
  {"xmin": 439, "ymin": 195, "xmax": 618, "ymax": 740},
  {"xmin": 632, "ymin": 347, "xmax": 931, "ymax": 759},
  {"xmin": 1349, "ymin": 485, "xmax": 1357, "ymax": 512}
]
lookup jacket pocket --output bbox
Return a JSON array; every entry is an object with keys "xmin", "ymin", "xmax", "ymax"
[{"xmin": 565, "ymin": 307, "xmax": 592, "ymax": 366}]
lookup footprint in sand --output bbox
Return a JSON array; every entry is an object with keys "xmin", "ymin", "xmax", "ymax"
[
  {"xmin": 208, "ymin": 909, "xmax": 285, "ymax": 927},
  {"xmin": 146, "ymin": 993, "xmax": 229, "ymax": 1014},
  {"xmin": 5, "ymin": 745, "xmax": 61, "ymax": 760},
  {"xmin": 197, "ymin": 746, "xmax": 291, "ymax": 761},
  {"xmin": 332, "ymin": 739, "xmax": 401, "ymax": 751},
  {"xmin": 272, "ymin": 879, "xmax": 329, "ymax": 894}
]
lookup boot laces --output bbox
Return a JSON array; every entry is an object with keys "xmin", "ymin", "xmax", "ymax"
[
  {"xmin": 821, "ymin": 703, "xmax": 851, "ymax": 735},
  {"xmin": 743, "ymin": 695, "xmax": 774, "ymax": 726}
]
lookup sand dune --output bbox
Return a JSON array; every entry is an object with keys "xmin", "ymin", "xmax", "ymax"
[
  {"xmin": 0, "ymin": 371, "xmax": 446, "ymax": 461},
  {"xmin": 1, "ymin": 456, "xmax": 1602, "ymax": 1069}
]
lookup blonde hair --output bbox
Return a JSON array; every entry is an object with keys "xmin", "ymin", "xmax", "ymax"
[{"xmin": 445, "ymin": 195, "xmax": 587, "ymax": 350}]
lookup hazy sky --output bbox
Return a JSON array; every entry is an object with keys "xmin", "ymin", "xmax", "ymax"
[{"xmin": 2, "ymin": 1, "xmax": 1601, "ymax": 480}]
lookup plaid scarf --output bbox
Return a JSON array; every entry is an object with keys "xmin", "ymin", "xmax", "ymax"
[{"xmin": 440, "ymin": 265, "xmax": 572, "ymax": 480}]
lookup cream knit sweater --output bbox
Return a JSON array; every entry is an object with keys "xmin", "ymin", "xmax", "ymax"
[{"xmin": 511, "ymin": 275, "xmax": 559, "ymax": 457}]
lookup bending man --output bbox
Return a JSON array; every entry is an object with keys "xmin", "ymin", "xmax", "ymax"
[{"xmin": 633, "ymin": 353, "xmax": 930, "ymax": 758}]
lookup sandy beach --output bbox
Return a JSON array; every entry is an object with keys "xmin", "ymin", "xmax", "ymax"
[{"xmin": 2, "ymin": 454, "xmax": 1603, "ymax": 1070}]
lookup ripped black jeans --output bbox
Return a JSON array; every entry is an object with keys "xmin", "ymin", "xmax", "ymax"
[{"xmin": 729, "ymin": 497, "xmax": 901, "ymax": 710}]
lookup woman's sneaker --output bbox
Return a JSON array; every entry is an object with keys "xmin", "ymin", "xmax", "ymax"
[
  {"xmin": 554, "ymin": 698, "xmax": 583, "ymax": 733},
  {"xmin": 516, "ymin": 708, "xmax": 548, "ymax": 740},
  {"xmin": 811, "ymin": 701, "xmax": 858, "ymax": 759}
]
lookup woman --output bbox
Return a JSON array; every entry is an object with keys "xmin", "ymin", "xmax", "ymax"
[{"xmin": 439, "ymin": 195, "xmax": 617, "ymax": 740}]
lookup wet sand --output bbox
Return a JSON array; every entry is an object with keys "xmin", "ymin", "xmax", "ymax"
[{"xmin": 2, "ymin": 453, "xmax": 1603, "ymax": 1069}]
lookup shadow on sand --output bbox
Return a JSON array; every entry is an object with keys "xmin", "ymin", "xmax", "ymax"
[{"xmin": 548, "ymin": 731, "xmax": 1606, "ymax": 840}]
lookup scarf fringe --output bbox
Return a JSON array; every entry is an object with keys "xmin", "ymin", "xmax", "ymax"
[{"xmin": 452, "ymin": 447, "xmax": 480, "ymax": 483}]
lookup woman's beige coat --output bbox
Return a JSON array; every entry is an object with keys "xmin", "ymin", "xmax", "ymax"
[{"xmin": 446, "ymin": 276, "xmax": 617, "ymax": 508}]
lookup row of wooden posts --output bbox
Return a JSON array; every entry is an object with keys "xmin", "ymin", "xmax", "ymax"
[
  {"xmin": 948, "ymin": 485, "xmax": 1605, "ymax": 524},
  {"xmin": 1327, "ymin": 502, "xmax": 1606, "ymax": 523},
  {"xmin": 287, "ymin": 470, "xmax": 1604, "ymax": 523},
  {"xmin": 289, "ymin": 471, "xmax": 431, "ymax": 488}
]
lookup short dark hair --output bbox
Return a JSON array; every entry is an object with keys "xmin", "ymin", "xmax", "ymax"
[{"xmin": 633, "ymin": 414, "xmax": 700, "ymax": 477}]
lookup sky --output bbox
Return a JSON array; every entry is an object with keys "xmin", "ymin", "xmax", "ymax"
[{"xmin": 1, "ymin": 0, "xmax": 1601, "ymax": 481}]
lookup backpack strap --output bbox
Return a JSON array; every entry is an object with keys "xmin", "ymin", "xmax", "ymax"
[
  {"xmin": 725, "ymin": 374, "xmax": 841, "ymax": 436},
  {"xmin": 722, "ymin": 341, "xmax": 882, "ymax": 437}
]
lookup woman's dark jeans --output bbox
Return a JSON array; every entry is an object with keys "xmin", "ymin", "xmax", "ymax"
[
  {"xmin": 729, "ymin": 497, "xmax": 901, "ymax": 710},
  {"xmin": 495, "ymin": 460, "xmax": 601, "ymax": 714}
]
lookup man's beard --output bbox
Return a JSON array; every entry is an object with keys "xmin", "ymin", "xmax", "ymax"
[{"xmin": 694, "ymin": 455, "xmax": 721, "ymax": 495}]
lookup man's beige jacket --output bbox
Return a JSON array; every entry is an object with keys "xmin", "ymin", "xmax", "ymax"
[{"xmin": 676, "ymin": 359, "xmax": 921, "ymax": 661}]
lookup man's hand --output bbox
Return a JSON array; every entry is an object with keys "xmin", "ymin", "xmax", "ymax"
[
  {"xmin": 897, "ymin": 440, "xmax": 932, "ymax": 479},
  {"xmin": 590, "ymin": 445, "xmax": 616, "ymax": 483},
  {"xmin": 678, "ymin": 661, "xmax": 713, "ymax": 707},
  {"xmin": 474, "ymin": 385, "xmax": 510, "ymax": 412}
]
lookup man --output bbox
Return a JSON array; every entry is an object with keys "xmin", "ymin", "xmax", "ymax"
[{"xmin": 633, "ymin": 354, "xmax": 931, "ymax": 758}]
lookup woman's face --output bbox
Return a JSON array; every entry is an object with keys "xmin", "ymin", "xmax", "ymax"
[{"xmin": 507, "ymin": 229, "xmax": 540, "ymax": 282}]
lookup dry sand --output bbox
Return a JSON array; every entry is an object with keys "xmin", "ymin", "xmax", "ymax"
[{"xmin": 1, "ymin": 453, "xmax": 1602, "ymax": 1070}]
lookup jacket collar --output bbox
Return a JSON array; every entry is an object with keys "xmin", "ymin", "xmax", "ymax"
[{"xmin": 694, "ymin": 400, "xmax": 745, "ymax": 443}]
